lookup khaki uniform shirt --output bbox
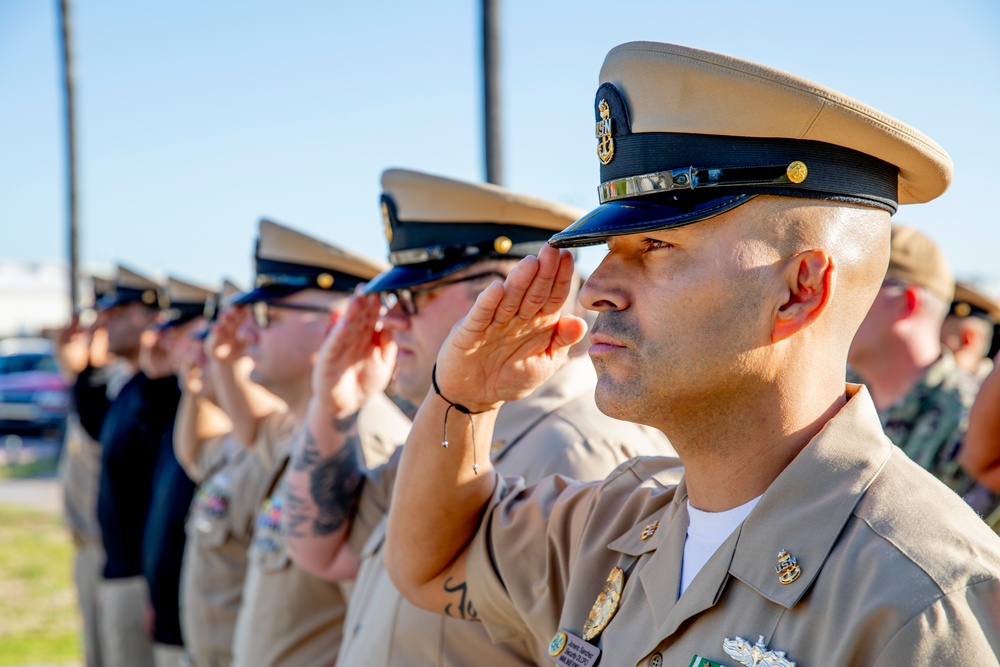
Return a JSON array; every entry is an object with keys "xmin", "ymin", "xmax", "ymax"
[
  {"xmin": 467, "ymin": 385, "xmax": 1000, "ymax": 666},
  {"xmin": 180, "ymin": 433, "xmax": 270, "ymax": 663},
  {"xmin": 232, "ymin": 393, "xmax": 410, "ymax": 667},
  {"xmin": 338, "ymin": 357, "xmax": 676, "ymax": 666}
]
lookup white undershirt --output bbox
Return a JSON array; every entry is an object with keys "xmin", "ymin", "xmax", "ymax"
[{"xmin": 679, "ymin": 495, "xmax": 761, "ymax": 597}]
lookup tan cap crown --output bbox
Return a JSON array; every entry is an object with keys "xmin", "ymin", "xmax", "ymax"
[
  {"xmin": 382, "ymin": 169, "xmax": 585, "ymax": 230},
  {"xmin": 258, "ymin": 219, "xmax": 387, "ymax": 281},
  {"xmin": 886, "ymin": 224, "xmax": 954, "ymax": 301},
  {"xmin": 599, "ymin": 42, "xmax": 952, "ymax": 205},
  {"xmin": 164, "ymin": 277, "xmax": 215, "ymax": 306},
  {"xmin": 116, "ymin": 265, "xmax": 160, "ymax": 292}
]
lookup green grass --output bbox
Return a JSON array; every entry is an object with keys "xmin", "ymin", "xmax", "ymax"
[
  {"xmin": 0, "ymin": 503, "xmax": 81, "ymax": 665},
  {"xmin": 0, "ymin": 457, "xmax": 60, "ymax": 479}
]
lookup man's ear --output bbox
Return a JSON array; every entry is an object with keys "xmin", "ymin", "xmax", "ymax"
[{"xmin": 772, "ymin": 249, "xmax": 835, "ymax": 343}]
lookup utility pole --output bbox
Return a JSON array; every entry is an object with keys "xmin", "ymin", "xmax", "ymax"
[
  {"xmin": 482, "ymin": 0, "xmax": 502, "ymax": 185},
  {"xmin": 57, "ymin": 0, "xmax": 80, "ymax": 318}
]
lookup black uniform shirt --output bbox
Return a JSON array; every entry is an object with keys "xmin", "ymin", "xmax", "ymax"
[
  {"xmin": 96, "ymin": 372, "xmax": 181, "ymax": 579},
  {"xmin": 142, "ymin": 417, "xmax": 196, "ymax": 646}
]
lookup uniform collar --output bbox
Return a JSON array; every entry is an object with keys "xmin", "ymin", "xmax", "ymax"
[
  {"xmin": 604, "ymin": 384, "xmax": 891, "ymax": 625},
  {"xmin": 728, "ymin": 384, "xmax": 892, "ymax": 608},
  {"xmin": 490, "ymin": 356, "xmax": 597, "ymax": 461}
]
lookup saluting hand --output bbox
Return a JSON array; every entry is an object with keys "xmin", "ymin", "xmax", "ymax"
[
  {"xmin": 208, "ymin": 306, "xmax": 246, "ymax": 364},
  {"xmin": 312, "ymin": 292, "xmax": 396, "ymax": 419},
  {"xmin": 434, "ymin": 244, "xmax": 586, "ymax": 412}
]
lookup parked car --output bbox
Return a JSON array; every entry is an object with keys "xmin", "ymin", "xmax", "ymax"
[{"xmin": 0, "ymin": 337, "xmax": 69, "ymax": 439}]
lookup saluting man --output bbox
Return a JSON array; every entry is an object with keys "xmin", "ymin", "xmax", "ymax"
[
  {"xmin": 225, "ymin": 219, "xmax": 410, "ymax": 667},
  {"xmin": 383, "ymin": 42, "xmax": 1000, "ymax": 665},
  {"xmin": 279, "ymin": 169, "xmax": 674, "ymax": 666}
]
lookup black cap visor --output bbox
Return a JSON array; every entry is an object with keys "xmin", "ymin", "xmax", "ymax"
[
  {"xmin": 549, "ymin": 192, "xmax": 754, "ymax": 248},
  {"xmin": 231, "ymin": 284, "xmax": 305, "ymax": 305},
  {"xmin": 363, "ymin": 259, "xmax": 482, "ymax": 295}
]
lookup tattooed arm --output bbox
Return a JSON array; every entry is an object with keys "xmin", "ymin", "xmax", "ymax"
[
  {"xmin": 281, "ymin": 405, "xmax": 366, "ymax": 580},
  {"xmin": 281, "ymin": 292, "xmax": 397, "ymax": 581}
]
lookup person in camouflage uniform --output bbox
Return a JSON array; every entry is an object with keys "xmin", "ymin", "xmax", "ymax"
[
  {"xmin": 849, "ymin": 224, "xmax": 998, "ymax": 524},
  {"xmin": 960, "ymin": 355, "xmax": 1000, "ymax": 533}
]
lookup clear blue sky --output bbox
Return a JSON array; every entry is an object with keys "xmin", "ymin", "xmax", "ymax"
[{"xmin": 2, "ymin": 0, "xmax": 999, "ymax": 293}]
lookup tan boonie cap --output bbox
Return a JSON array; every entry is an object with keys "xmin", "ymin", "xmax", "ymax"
[
  {"xmin": 550, "ymin": 42, "xmax": 953, "ymax": 247},
  {"xmin": 950, "ymin": 282, "xmax": 1000, "ymax": 322},
  {"xmin": 97, "ymin": 264, "xmax": 162, "ymax": 310},
  {"xmin": 158, "ymin": 277, "xmax": 216, "ymax": 330},
  {"xmin": 235, "ymin": 219, "xmax": 387, "ymax": 304},
  {"xmin": 885, "ymin": 224, "xmax": 955, "ymax": 301},
  {"xmin": 365, "ymin": 168, "xmax": 585, "ymax": 293}
]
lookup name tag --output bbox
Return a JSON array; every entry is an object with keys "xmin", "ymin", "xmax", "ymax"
[
  {"xmin": 547, "ymin": 630, "xmax": 601, "ymax": 667},
  {"xmin": 689, "ymin": 656, "xmax": 725, "ymax": 667}
]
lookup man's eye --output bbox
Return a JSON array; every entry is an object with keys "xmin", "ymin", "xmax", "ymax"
[{"xmin": 644, "ymin": 238, "xmax": 674, "ymax": 251}]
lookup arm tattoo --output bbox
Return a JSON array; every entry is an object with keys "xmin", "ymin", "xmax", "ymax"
[
  {"xmin": 286, "ymin": 419, "xmax": 364, "ymax": 537},
  {"xmin": 443, "ymin": 577, "xmax": 480, "ymax": 622}
]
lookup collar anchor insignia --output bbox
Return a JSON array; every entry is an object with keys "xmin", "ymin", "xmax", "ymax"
[
  {"xmin": 723, "ymin": 635, "xmax": 796, "ymax": 667},
  {"xmin": 775, "ymin": 549, "xmax": 801, "ymax": 585}
]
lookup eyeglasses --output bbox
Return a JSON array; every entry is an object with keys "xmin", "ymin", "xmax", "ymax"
[
  {"xmin": 380, "ymin": 271, "xmax": 507, "ymax": 316},
  {"xmin": 251, "ymin": 301, "xmax": 330, "ymax": 328}
]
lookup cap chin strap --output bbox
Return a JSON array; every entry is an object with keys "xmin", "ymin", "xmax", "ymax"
[{"xmin": 599, "ymin": 164, "xmax": 798, "ymax": 203}]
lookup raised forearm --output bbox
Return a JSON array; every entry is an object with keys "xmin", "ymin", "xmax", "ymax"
[
  {"xmin": 959, "ymin": 360, "xmax": 1000, "ymax": 490},
  {"xmin": 281, "ymin": 400, "xmax": 366, "ymax": 581},
  {"xmin": 174, "ymin": 392, "xmax": 232, "ymax": 480},
  {"xmin": 209, "ymin": 358, "xmax": 263, "ymax": 447},
  {"xmin": 384, "ymin": 390, "xmax": 500, "ymax": 615}
]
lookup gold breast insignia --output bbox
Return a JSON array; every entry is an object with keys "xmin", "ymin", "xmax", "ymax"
[
  {"xmin": 722, "ymin": 635, "xmax": 796, "ymax": 667},
  {"xmin": 581, "ymin": 566, "xmax": 624, "ymax": 641},
  {"xmin": 596, "ymin": 99, "xmax": 615, "ymax": 165},
  {"xmin": 775, "ymin": 550, "xmax": 801, "ymax": 585}
]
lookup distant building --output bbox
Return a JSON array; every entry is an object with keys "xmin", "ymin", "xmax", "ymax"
[{"xmin": 0, "ymin": 261, "xmax": 75, "ymax": 338}]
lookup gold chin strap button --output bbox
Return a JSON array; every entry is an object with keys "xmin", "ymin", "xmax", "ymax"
[
  {"xmin": 493, "ymin": 236, "xmax": 513, "ymax": 254},
  {"xmin": 954, "ymin": 302, "xmax": 972, "ymax": 317},
  {"xmin": 317, "ymin": 273, "xmax": 334, "ymax": 289},
  {"xmin": 786, "ymin": 160, "xmax": 808, "ymax": 184}
]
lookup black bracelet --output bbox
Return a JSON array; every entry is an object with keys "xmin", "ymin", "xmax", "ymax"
[{"xmin": 431, "ymin": 363, "xmax": 487, "ymax": 474}]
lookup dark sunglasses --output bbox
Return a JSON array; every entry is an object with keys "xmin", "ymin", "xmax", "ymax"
[
  {"xmin": 380, "ymin": 271, "xmax": 507, "ymax": 316},
  {"xmin": 251, "ymin": 301, "xmax": 330, "ymax": 328}
]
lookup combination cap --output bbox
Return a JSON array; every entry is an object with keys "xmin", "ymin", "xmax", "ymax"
[
  {"xmin": 365, "ymin": 168, "xmax": 584, "ymax": 293},
  {"xmin": 950, "ymin": 282, "xmax": 1000, "ymax": 322},
  {"xmin": 235, "ymin": 219, "xmax": 387, "ymax": 304},
  {"xmin": 157, "ymin": 277, "xmax": 216, "ymax": 330},
  {"xmin": 550, "ymin": 42, "xmax": 953, "ymax": 247},
  {"xmin": 96, "ymin": 265, "xmax": 161, "ymax": 310}
]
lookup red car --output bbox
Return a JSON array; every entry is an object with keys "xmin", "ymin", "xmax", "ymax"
[{"xmin": 0, "ymin": 337, "xmax": 69, "ymax": 439}]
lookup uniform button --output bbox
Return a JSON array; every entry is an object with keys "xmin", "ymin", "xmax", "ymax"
[{"xmin": 649, "ymin": 652, "xmax": 663, "ymax": 667}]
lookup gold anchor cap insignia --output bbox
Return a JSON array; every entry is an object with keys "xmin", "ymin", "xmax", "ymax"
[
  {"xmin": 723, "ymin": 635, "xmax": 796, "ymax": 667},
  {"xmin": 640, "ymin": 521, "xmax": 658, "ymax": 540},
  {"xmin": 596, "ymin": 99, "xmax": 615, "ymax": 165},
  {"xmin": 381, "ymin": 201, "xmax": 393, "ymax": 242},
  {"xmin": 547, "ymin": 631, "xmax": 568, "ymax": 657},
  {"xmin": 582, "ymin": 566, "xmax": 624, "ymax": 641},
  {"xmin": 775, "ymin": 549, "xmax": 801, "ymax": 585},
  {"xmin": 785, "ymin": 160, "xmax": 808, "ymax": 184}
]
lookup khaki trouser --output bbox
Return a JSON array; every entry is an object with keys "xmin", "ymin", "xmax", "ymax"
[
  {"xmin": 73, "ymin": 540, "xmax": 105, "ymax": 667},
  {"xmin": 98, "ymin": 576, "xmax": 155, "ymax": 667}
]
